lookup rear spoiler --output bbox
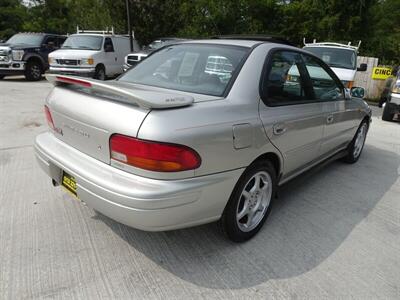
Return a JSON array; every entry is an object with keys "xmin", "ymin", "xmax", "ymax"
[{"xmin": 45, "ymin": 74, "xmax": 194, "ymax": 109}]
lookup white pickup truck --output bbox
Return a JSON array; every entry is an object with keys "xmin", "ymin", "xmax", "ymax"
[{"xmin": 303, "ymin": 39, "xmax": 367, "ymax": 89}]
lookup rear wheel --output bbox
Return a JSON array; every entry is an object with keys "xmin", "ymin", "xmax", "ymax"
[
  {"xmin": 94, "ymin": 65, "xmax": 106, "ymax": 81},
  {"xmin": 25, "ymin": 60, "xmax": 42, "ymax": 81},
  {"xmin": 343, "ymin": 120, "xmax": 368, "ymax": 164},
  {"xmin": 221, "ymin": 160, "xmax": 277, "ymax": 242},
  {"xmin": 382, "ymin": 103, "xmax": 395, "ymax": 121}
]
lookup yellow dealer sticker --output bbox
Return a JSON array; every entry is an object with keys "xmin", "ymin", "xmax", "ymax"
[{"xmin": 372, "ymin": 67, "xmax": 395, "ymax": 80}]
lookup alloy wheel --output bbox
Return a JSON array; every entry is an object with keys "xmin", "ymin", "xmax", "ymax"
[{"xmin": 236, "ymin": 171, "xmax": 272, "ymax": 232}]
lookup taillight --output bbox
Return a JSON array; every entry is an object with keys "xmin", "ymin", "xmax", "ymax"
[
  {"xmin": 110, "ymin": 134, "xmax": 201, "ymax": 172},
  {"xmin": 44, "ymin": 105, "xmax": 55, "ymax": 130}
]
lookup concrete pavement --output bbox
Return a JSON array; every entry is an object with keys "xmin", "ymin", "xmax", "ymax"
[{"xmin": 0, "ymin": 77, "xmax": 399, "ymax": 299}]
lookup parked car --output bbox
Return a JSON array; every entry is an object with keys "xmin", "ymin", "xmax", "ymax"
[
  {"xmin": 35, "ymin": 37, "xmax": 371, "ymax": 242},
  {"xmin": 123, "ymin": 37, "xmax": 187, "ymax": 71},
  {"xmin": 382, "ymin": 77, "xmax": 400, "ymax": 121},
  {"xmin": 0, "ymin": 32, "xmax": 66, "ymax": 81},
  {"xmin": 49, "ymin": 28, "xmax": 139, "ymax": 80},
  {"xmin": 303, "ymin": 39, "xmax": 367, "ymax": 89}
]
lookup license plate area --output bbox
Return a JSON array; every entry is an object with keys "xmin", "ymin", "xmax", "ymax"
[{"xmin": 62, "ymin": 171, "xmax": 78, "ymax": 197}]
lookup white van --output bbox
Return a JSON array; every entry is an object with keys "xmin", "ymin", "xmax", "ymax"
[
  {"xmin": 303, "ymin": 39, "xmax": 367, "ymax": 89},
  {"xmin": 49, "ymin": 28, "xmax": 140, "ymax": 80}
]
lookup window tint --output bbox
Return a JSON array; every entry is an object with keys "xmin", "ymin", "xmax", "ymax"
[
  {"xmin": 262, "ymin": 51, "xmax": 308, "ymax": 105},
  {"xmin": 104, "ymin": 38, "xmax": 114, "ymax": 51},
  {"xmin": 119, "ymin": 44, "xmax": 248, "ymax": 97},
  {"xmin": 302, "ymin": 54, "xmax": 343, "ymax": 101}
]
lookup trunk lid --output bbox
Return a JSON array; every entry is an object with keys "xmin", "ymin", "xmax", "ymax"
[
  {"xmin": 45, "ymin": 75, "xmax": 199, "ymax": 164},
  {"xmin": 47, "ymin": 86, "xmax": 150, "ymax": 163}
]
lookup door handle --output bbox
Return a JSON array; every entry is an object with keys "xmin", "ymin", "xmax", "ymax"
[
  {"xmin": 273, "ymin": 124, "xmax": 287, "ymax": 135},
  {"xmin": 327, "ymin": 115, "xmax": 334, "ymax": 124}
]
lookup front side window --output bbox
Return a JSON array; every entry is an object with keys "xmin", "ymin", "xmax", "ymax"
[
  {"xmin": 302, "ymin": 54, "xmax": 344, "ymax": 101},
  {"xmin": 62, "ymin": 35, "xmax": 103, "ymax": 50},
  {"xmin": 104, "ymin": 38, "xmax": 114, "ymax": 52},
  {"xmin": 119, "ymin": 44, "xmax": 249, "ymax": 96},
  {"xmin": 262, "ymin": 51, "xmax": 309, "ymax": 106}
]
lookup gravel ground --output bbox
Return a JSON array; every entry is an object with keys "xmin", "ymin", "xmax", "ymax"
[{"xmin": 1, "ymin": 76, "xmax": 399, "ymax": 299}]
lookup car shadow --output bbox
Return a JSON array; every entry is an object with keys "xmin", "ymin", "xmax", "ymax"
[
  {"xmin": 93, "ymin": 144, "xmax": 399, "ymax": 289},
  {"xmin": 1, "ymin": 76, "xmax": 46, "ymax": 82}
]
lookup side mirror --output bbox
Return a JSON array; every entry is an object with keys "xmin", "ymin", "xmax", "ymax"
[
  {"xmin": 104, "ymin": 44, "xmax": 113, "ymax": 52},
  {"xmin": 357, "ymin": 63, "xmax": 367, "ymax": 72},
  {"xmin": 350, "ymin": 87, "xmax": 365, "ymax": 98}
]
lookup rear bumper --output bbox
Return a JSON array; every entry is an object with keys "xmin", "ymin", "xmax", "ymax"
[
  {"xmin": 35, "ymin": 132, "xmax": 242, "ymax": 231},
  {"xmin": 49, "ymin": 66, "xmax": 95, "ymax": 78}
]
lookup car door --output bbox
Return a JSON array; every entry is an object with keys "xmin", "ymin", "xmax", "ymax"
[
  {"xmin": 301, "ymin": 54, "xmax": 359, "ymax": 155},
  {"xmin": 259, "ymin": 50, "xmax": 326, "ymax": 178},
  {"xmin": 103, "ymin": 37, "xmax": 118, "ymax": 75}
]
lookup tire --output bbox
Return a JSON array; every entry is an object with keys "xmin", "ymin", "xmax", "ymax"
[
  {"xmin": 342, "ymin": 120, "xmax": 369, "ymax": 164},
  {"xmin": 24, "ymin": 60, "xmax": 42, "ymax": 81},
  {"xmin": 382, "ymin": 103, "xmax": 395, "ymax": 122},
  {"xmin": 220, "ymin": 160, "xmax": 277, "ymax": 242},
  {"xmin": 0, "ymin": 75, "xmax": 4, "ymax": 80},
  {"xmin": 94, "ymin": 65, "xmax": 106, "ymax": 80}
]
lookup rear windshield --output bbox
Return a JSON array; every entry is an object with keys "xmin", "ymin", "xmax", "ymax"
[
  {"xmin": 303, "ymin": 46, "xmax": 356, "ymax": 70},
  {"xmin": 62, "ymin": 35, "xmax": 103, "ymax": 50},
  {"xmin": 119, "ymin": 44, "xmax": 249, "ymax": 96}
]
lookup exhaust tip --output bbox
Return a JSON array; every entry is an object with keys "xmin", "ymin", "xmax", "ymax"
[{"xmin": 52, "ymin": 179, "xmax": 59, "ymax": 187}]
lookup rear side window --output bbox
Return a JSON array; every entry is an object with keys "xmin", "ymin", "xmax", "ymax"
[
  {"xmin": 302, "ymin": 54, "xmax": 344, "ymax": 101},
  {"xmin": 261, "ymin": 51, "xmax": 309, "ymax": 106}
]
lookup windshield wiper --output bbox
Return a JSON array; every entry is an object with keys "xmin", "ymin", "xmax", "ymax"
[
  {"xmin": 77, "ymin": 46, "xmax": 96, "ymax": 50},
  {"xmin": 328, "ymin": 63, "xmax": 351, "ymax": 69}
]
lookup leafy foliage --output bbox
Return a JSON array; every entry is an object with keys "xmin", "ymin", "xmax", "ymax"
[{"xmin": 0, "ymin": 0, "xmax": 398, "ymax": 64}]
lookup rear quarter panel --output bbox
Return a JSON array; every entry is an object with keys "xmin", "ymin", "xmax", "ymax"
[{"xmin": 137, "ymin": 43, "xmax": 283, "ymax": 179}]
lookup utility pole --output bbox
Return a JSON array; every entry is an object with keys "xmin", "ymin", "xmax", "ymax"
[{"xmin": 125, "ymin": 0, "xmax": 133, "ymax": 52}]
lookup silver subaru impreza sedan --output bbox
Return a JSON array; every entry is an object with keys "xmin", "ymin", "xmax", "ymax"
[{"xmin": 35, "ymin": 38, "xmax": 371, "ymax": 242}]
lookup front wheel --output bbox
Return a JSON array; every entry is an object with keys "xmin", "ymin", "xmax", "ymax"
[
  {"xmin": 25, "ymin": 60, "xmax": 42, "ymax": 81},
  {"xmin": 221, "ymin": 160, "xmax": 277, "ymax": 242},
  {"xmin": 94, "ymin": 65, "xmax": 106, "ymax": 81},
  {"xmin": 343, "ymin": 120, "xmax": 368, "ymax": 164}
]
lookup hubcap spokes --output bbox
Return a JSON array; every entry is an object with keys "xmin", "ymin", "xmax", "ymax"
[
  {"xmin": 32, "ymin": 65, "xmax": 41, "ymax": 78},
  {"xmin": 236, "ymin": 171, "xmax": 272, "ymax": 232}
]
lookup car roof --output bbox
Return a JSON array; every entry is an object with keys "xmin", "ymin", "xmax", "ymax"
[
  {"xmin": 181, "ymin": 39, "xmax": 262, "ymax": 48},
  {"xmin": 180, "ymin": 39, "xmax": 300, "ymax": 50}
]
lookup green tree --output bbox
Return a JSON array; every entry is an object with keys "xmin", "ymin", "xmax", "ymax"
[{"xmin": 0, "ymin": 0, "xmax": 27, "ymax": 40}]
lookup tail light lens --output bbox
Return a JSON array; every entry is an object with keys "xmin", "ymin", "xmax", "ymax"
[
  {"xmin": 44, "ymin": 105, "xmax": 55, "ymax": 130},
  {"xmin": 110, "ymin": 134, "xmax": 201, "ymax": 172}
]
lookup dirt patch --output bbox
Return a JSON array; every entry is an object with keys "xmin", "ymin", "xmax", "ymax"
[{"xmin": 22, "ymin": 121, "xmax": 42, "ymax": 128}]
